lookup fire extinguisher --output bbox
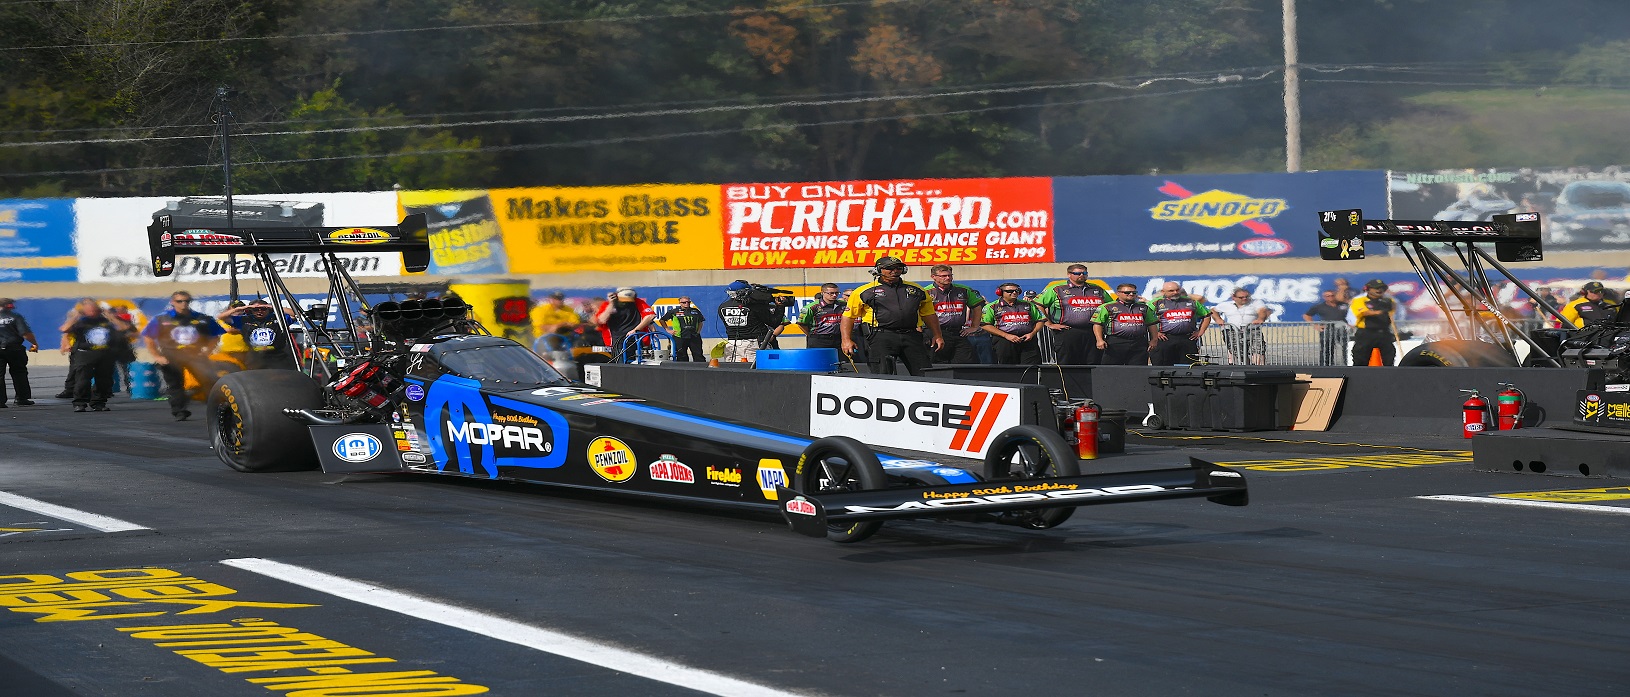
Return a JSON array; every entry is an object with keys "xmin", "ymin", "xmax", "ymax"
[
  {"xmin": 1460, "ymin": 389, "xmax": 1489, "ymax": 438},
  {"xmin": 1495, "ymin": 382, "xmax": 1526, "ymax": 431},
  {"xmin": 1075, "ymin": 401, "xmax": 1101, "ymax": 460}
]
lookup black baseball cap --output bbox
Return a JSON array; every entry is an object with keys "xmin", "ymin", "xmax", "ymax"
[
  {"xmin": 1583, "ymin": 281, "xmax": 1606, "ymax": 293},
  {"xmin": 1364, "ymin": 279, "xmax": 1388, "ymax": 290}
]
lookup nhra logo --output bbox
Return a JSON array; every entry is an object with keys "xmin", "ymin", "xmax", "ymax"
[
  {"xmin": 1149, "ymin": 182, "xmax": 1286, "ymax": 234},
  {"xmin": 588, "ymin": 436, "xmax": 636, "ymax": 482},
  {"xmin": 448, "ymin": 421, "xmax": 552, "ymax": 452},
  {"xmin": 1238, "ymin": 237, "xmax": 1291, "ymax": 257},
  {"xmin": 328, "ymin": 228, "xmax": 392, "ymax": 245},
  {"xmin": 1580, "ymin": 394, "xmax": 1602, "ymax": 421}
]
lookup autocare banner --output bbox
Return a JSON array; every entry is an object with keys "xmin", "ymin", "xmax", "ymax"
[
  {"xmin": 493, "ymin": 184, "xmax": 723, "ymax": 273},
  {"xmin": 76, "ymin": 192, "xmax": 405, "ymax": 283},
  {"xmin": 1052, "ymin": 170, "xmax": 1387, "ymax": 261},
  {"xmin": 722, "ymin": 177, "xmax": 1053, "ymax": 269},
  {"xmin": 0, "ymin": 198, "xmax": 77, "ymax": 282},
  {"xmin": 1390, "ymin": 167, "xmax": 1630, "ymax": 252}
]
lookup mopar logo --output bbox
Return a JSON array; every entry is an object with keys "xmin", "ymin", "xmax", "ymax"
[
  {"xmin": 814, "ymin": 394, "xmax": 972, "ymax": 429},
  {"xmin": 447, "ymin": 422, "xmax": 551, "ymax": 452},
  {"xmin": 333, "ymin": 433, "xmax": 382, "ymax": 463}
]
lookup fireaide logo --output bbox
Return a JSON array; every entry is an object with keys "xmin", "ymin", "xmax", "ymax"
[
  {"xmin": 1148, "ymin": 182, "xmax": 1287, "ymax": 234},
  {"xmin": 812, "ymin": 391, "xmax": 1009, "ymax": 454}
]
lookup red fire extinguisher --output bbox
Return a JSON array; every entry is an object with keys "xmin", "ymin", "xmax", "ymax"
[
  {"xmin": 1461, "ymin": 389, "xmax": 1489, "ymax": 438},
  {"xmin": 1075, "ymin": 401, "xmax": 1100, "ymax": 460},
  {"xmin": 1495, "ymin": 382, "xmax": 1526, "ymax": 431}
]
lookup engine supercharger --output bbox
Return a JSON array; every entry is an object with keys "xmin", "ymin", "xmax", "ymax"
[
  {"xmin": 1495, "ymin": 382, "xmax": 1526, "ymax": 431},
  {"xmin": 1460, "ymin": 389, "xmax": 1489, "ymax": 438}
]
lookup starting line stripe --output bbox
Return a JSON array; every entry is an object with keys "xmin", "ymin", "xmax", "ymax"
[
  {"xmin": 1417, "ymin": 494, "xmax": 1630, "ymax": 516},
  {"xmin": 220, "ymin": 557, "xmax": 806, "ymax": 697},
  {"xmin": 0, "ymin": 491, "xmax": 150, "ymax": 532}
]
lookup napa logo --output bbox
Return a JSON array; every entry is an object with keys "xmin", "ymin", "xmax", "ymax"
[
  {"xmin": 756, "ymin": 459, "xmax": 788, "ymax": 501},
  {"xmin": 328, "ymin": 227, "xmax": 392, "ymax": 244},
  {"xmin": 1150, "ymin": 181, "xmax": 1288, "ymax": 232}
]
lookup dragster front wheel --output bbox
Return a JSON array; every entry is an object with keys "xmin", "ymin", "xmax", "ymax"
[
  {"xmin": 981, "ymin": 425, "xmax": 1081, "ymax": 529},
  {"xmin": 797, "ymin": 436, "xmax": 888, "ymax": 543}
]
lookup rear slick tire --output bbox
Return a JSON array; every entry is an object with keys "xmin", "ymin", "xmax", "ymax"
[
  {"xmin": 797, "ymin": 436, "xmax": 888, "ymax": 543},
  {"xmin": 1398, "ymin": 339, "xmax": 1518, "ymax": 367},
  {"xmin": 207, "ymin": 370, "xmax": 324, "ymax": 472},
  {"xmin": 981, "ymin": 424, "xmax": 1081, "ymax": 529}
]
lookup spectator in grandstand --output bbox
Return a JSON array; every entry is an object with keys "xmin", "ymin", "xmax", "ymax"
[
  {"xmin": 1350, "ymin": 279, "xmax": 1399, "ymax": 366},
  {"xmin": 1303, "ymin": 290, "xmax": 1351, "ymax": 366},
  {"xmin": 923, "ymin": 265, "xmax": 986, "ymax": 364},
  {"xmin": 980, "ymin": 283, "xmax": 1043, "ymax": 365},
  {"xmin": 1561, "ymin": 281, "xmax": 1619, "ymax": 328},
  {"xmin": 1092, "ymin": 284, "xmax": 1158, "ymax": 365},
  {"xmin": 1213, "ymin": 287, "xmax": 1270, "ymax": 365},
  {"xmin": 1149, "ymin": 282, "xmax": 1210, "ymax": 366},
  {"xmin": 594, "ymin": 287, "xmax": 655, "ymax": 363},
  {"xmin": 1332, "ymin": 278, "xmax": 1355, "ymax": 303},
  {"xmin": 660, "ymin": 296, "xmax": 706, "ymax": 361},
  {"xmin": 797, "ymin": 284, "xmax": 845, "ymax": 351}
]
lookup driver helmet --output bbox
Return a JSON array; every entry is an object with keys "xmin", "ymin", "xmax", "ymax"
[{"xmin": 726, "ymin": 280, "xmax": 751, "ymax": 298}]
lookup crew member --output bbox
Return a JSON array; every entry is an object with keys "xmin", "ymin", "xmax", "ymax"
[
  {"xmin": 0, "ymin": 298, "xmax": 38, "ymax": 407},
  {"xmin": 797, "ymin": 284, "xmax": 845, "ymax": 351},
  {"xmin": 531, "ymin": 292, "xmax": 581, "ymax": 338},
  {"xmin": 217, "ymin": 298, "xmax": 294, "ymax": 370},
  {"xmin": 1349, "ymin": 279, "xmax": 1398, "ymax": 366},
  {"xmin": 1036, "ymin": 264, "xmax": 1113, "ymax": 364},
  {"xmin": 1302, "ymin": 290, "xmax": 1350, "ymax": 366},
  {"xmin": 924, "ymin": 265, "xmax": 986, "ymax": 364},
  {"xmin": 1562, "ymin": 281, "xmax": 1619, "ymax": 328},
  {"xmin": 141, "ymin": 291, "xmax": 224, "ymax": 421},
  {"xmin": 1093, "ymin": 284, "xmax": 1159, "ymax": 365},
  {"xmin": 842, "ymin": 257, "xmax": 942, "ymax": 376},
  {"xmin": 660, "ymin": 296, "xmax": 706, "ymax": 361},
  {"xmin": 594, "ymin": 287, "xmax": 656, "ymax": 363},
  {"xmin": 1149, "ymin": 282, "xmax": 1211, "ymax": 366},
  {"xmin": 61, "ymin": 298, "xmax": 130, "ymax": 412},
  {"xmin": 980, "ymin": 283, "xmax": 1043, "ymax": 365},
  {"xmin": 719, "ymin": 280, "xmax": 788, "ymax": 363}
]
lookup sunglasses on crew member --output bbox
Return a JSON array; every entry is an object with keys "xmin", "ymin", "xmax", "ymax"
[
  {"xmin": 1069, "ymin": 271, "xmax": 1087, "ymax": 275},
  {"xmin": 1000, "ymin": 288, "xmax": 1020, "ymax": 294}
]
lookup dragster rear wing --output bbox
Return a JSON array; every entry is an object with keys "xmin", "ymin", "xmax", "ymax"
[
  {"xmin": 777, "ymin": 458, "xmax": 1246, "ymax": 538},
  {"xmin": 1317, "ymin": 208, "xmax": 1543, "ymax": 263},
  {"xmin": 146, "ymin": 213, "xmax": 431, "ymax": 278}
]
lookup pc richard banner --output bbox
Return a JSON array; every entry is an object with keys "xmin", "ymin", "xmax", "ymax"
[{"xmin": 1051, "ymin": 170, "xmax": 1387, "ymax": 261}]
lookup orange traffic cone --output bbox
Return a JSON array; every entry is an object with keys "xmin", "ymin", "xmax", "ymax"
[{"xmin": 1368, "ymin": 348, "xmax": 1384, "ymax": 366}]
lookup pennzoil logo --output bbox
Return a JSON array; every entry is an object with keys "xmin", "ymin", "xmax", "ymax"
[
  {"xmin": 1580, "ymin": 394, "xmax": 1602, "ymax": 420},
  {"xmin": 587, "ymin": 436, "xmax": 636, "ymax": 482},
  {"xmin": 328, "ymin": 227, "xmax": 392, "ymax": 245},
  {"xmin": 1149, "ymin": 182, "xmax": 1287, "ymax": 232}
]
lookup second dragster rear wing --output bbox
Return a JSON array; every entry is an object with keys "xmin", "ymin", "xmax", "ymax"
[
  {"xmin": 146, "ymin": 213, "xmax": 431, "ymax": 278},
  {"xmin": 1317, "ymin": 208, "xmax": 1543, "ymax": 263}
]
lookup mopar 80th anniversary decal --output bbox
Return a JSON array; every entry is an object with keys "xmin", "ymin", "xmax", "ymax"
[{"xmin": 423, "ymin": 375, "xmax": 568, "ymax": 477}]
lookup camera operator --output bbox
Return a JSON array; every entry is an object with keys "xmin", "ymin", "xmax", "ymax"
[
  {"xmin": 718, "ymin": 280, "xmax": 789, "ymax": 363},
  {"xmin": 842, "ymin": 256, "xmax": 942, "ymax": 376}
]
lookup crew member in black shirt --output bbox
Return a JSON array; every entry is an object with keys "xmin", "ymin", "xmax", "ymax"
[
  {"xmin": 797, "ymin": 284, "xmax": 846, "ymax": 351},
  {"xmin": 1302, "ymin": 290, "xmax": 1350, "ymax": 366},
  {"xmin": 61, "ymin": 298, "xmax": 130, "ymax": 412},
  {"xmin": 660, "ymin": 296, "xmax": 707, "ymax": 361},
  {"xmin": 718, "ymin": 281, "xmax": 787, "ymax": 363},
  {"xmin": 841, "ymin": 257, "xmax": 942, "ymax": 376},
  {"xmin": 0, "ymin": 298, "xmax": 38, "ymax": 406}
]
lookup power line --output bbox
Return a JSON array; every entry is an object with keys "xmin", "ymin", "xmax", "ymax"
[
  {"xmin": 0, "ymin": 82, "xmax": 1262, "ymax": 179},
  {"xmin": 0, "ymin": 69, "xmax": 1282, "ymax": 149},
  {"xmin": 0, "ymin": 0, "xmax": 922, "ymax": 53}
]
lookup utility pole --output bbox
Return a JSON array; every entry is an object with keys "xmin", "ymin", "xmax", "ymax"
[
  {"xmin": 214, "ymin": 86, "xmax": 240, "ymax": 301},
  {"xmin": 1283, "ymin": 0, "xmax": 1301, "ymax": 173}
]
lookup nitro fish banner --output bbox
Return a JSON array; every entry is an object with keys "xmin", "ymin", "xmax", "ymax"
[
  {"xmin": 494, "ymin": 184, "xmax": 722, "ymax": 272},
  {"xmin": 722, "ymin": 177, "xmax": 1054, "ymax": 269},
  {"xmin": 1052, "ymin": 171, "xmax": 1387, "ymax": 261}
]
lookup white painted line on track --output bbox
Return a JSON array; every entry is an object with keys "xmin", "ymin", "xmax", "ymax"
[
  {"xmin": 220, "ymin": 557, "xmax": 808, "ymax": 697},
  {"xmin": 0, "ymin": 491, "xmax": 150, "ymax": 532},
  {"xmin": 1418, "ymin": 494, "xmax": 1630, "ymax": 516}
]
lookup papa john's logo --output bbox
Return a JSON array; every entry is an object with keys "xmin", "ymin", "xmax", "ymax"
[{"xmin": 1149, "ymin": 181, "xmax": 1287, "ymax": 235}]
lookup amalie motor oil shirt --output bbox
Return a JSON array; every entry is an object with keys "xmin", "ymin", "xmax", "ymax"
[
  {"xmin": 981, "ymin": 299, "xmax": 1042, "ymax": 336},
  {"xmin": 1093, "ymin": 301, "xmax": 1156, "ymax": 339}
]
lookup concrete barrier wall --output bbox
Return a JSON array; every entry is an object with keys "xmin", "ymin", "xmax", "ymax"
[{"xmin": 596, "ymin": 362, "xmax": 1595, "ymax": 437}]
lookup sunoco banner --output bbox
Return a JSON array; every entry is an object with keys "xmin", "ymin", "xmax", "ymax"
[
  {"xmin": 722, "ymin": 177, "xmax": 1053, "ymax": 269},
  {"xmin": 76, "ymin": 192, "xmax": 404, "ymax": 283},
  {"xmin": 0, "ymin": 198, "xmax": 77, "ymax": 282},
  {"xmin": 1053, "ymin": 170, "xmax": 1386, "ymax": 261},
  {"xmin": 494, "ymin": 184, "xmax": 722, "ymax": 273},
  {"xmin": 1390, "ymin": 167, "xmax": 1630, "ymax": 252}
]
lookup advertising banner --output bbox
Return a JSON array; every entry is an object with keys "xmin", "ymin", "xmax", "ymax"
[
  {"xmin": 1052, "ymin": 170, "xmax": 1387, "ymax": 261},
  {"xmin": 397, "ymin": 190, "xmax": 509, "ymax": 275},
  {"xmin": 76, "ymin": 192, "xmax": 405, "ymax": 283},
  {"xmin": 722, "ymin": 177, "xmax": 1053, "ymax": 269},
  {"xmin": 1390, "ymin": 167, "xmax": 1630, "ymax": 252},
  {"xmin": 808, "ymin": 375, "xmax": 1021, "ymax": 458},
  {"xmin": 493, "ymin": 184, "xmax": 723, "ymax": 273},
  {"xmin": 0, "ymin": 198, "xmax": 77, "ymax": 282}
]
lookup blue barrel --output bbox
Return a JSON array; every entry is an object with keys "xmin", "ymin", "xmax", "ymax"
[
  {"xmin": 129, "ymin": 362, "xmax": 162, "ymax": 400},
  {"xmin": 755, "ymin": 348, "xmax": 839, "ymax": 372}
]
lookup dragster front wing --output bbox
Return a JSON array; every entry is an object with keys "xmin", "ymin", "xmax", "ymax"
[{"xmin": 776, "ymin": 458, "xmax": 1246, "ymax": 538}]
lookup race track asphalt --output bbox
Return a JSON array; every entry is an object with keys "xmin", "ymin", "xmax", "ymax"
[{"xmin": 1, "ymin": 367, "xmax": 1627, "ymax": 697}]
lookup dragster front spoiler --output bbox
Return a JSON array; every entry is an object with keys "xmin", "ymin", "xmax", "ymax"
[{"xmin": 776, "ymin": 458, "xmax": 1246, "ymax": 538}]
